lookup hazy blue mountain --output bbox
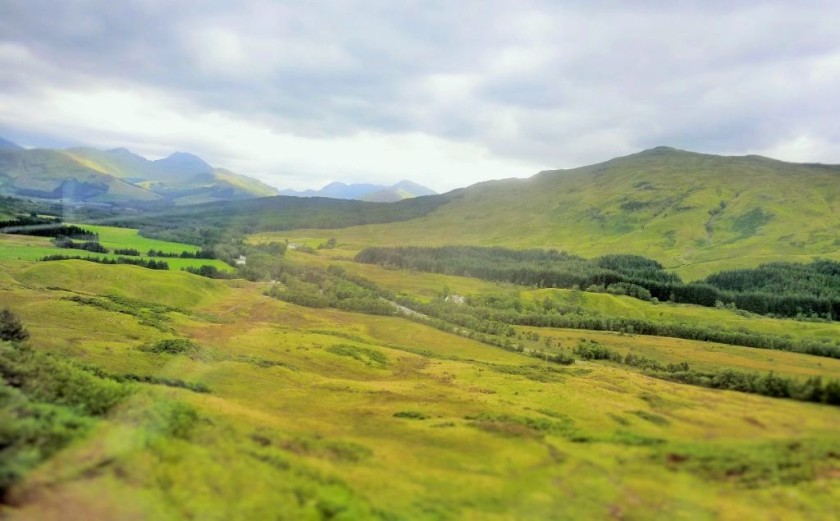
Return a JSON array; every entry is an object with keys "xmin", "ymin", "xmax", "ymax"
[
  {"xmin": 281, "ymin": 180, "xmax": 437, "ymax": 201},
  {"xmin": 153, "ymin": 152, "xmax": 215, "ymax": 180},
  {"xmin": 0, "ymin": 137, "xmax": 23, "ymax": 151}
]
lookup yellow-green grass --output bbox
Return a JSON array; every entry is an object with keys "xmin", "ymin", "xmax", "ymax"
[
  {"xmin": 265, "ymin": 251, "xmax": 840, "ymax": 377},
  {"xmin": 0, "ymin": 234, "xmax": 64, "ymax": 261},
  {"xmin": 253, "ymin": 226, "xmax": 840, "ymax": 281},
  {"xmin": 1, "ymin": 228, "xmax": 232, "ymax": 272},
  {"xmin": 3, "ymin": 260, "xmax": 229, "ymax": 308},
  {"xmin": 520, "ymin": 327, "xmax": 840, "ymax": 381},
  {"xmin": 280, "ymin": 248, "xmax": 506, "ymax": 301},
  {"xmin": 3, "ymin": 257, "xmax": 840, "ymax": 520},
  {"xmin": 525, "ymin": 288, "xmax": 840, "ymax": 344},
  {"xmin": 277, "ymin": 253, "xmax": 840, "ymax": 349}
]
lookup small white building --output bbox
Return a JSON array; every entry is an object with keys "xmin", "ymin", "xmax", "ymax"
[{"xmin": 235, "ymin": 255, "xmax": 247, "ymax": 266}]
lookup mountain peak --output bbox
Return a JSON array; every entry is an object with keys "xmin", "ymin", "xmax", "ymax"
[
  {"xmin": 162, "ymin": 151, "xmax": 208, "ymax": 163},
  {"xmin": 392, "ymin": 180, "xmax": 437, "ymax": 196},
  {"xmin": 637, "ymin": 145, "xmax": 682, "ymax": 155},
  {"xmin": 281, "ymin": 180, "xmax": 437, "ymax": 201},
  {"xmin": 154, "ymin": 151, "xmax": 213, "ymax": 175}
]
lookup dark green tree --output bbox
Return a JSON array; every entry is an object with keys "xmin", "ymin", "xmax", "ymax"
[{"xmin": 0, "ymin": 308, "xmax": 29, "ymax": 342}]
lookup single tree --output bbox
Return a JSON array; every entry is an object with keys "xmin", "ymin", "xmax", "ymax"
[{"xmin": 0, "ymin": 307, "xmax": 29, "ymax": 342}]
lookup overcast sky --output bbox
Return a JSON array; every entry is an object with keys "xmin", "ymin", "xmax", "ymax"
[{"xmin": 1, "ymin": 1, "xmax": 839, "ymax": 192}]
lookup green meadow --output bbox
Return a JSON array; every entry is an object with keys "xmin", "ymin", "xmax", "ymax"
[{"xmin": 0, "ymin": 225, "xmax": 232, "ymax": 272}]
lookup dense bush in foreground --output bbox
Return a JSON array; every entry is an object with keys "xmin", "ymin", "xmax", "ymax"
[{"xmin": 0, "ymin": 340, "xmax": 131, "ymax": 496}]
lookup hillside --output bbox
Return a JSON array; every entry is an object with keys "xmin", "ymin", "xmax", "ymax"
[
  {"xmin": 264, "ymin": 147, "xmax": 840, "ymax": 279},
  {"xmin": 0, "ymin": 139, "xmax": 278, "ymax": 205},
  {"xmin": 0, "ymin": 148, "xmax": 162, "ymax": 203},
  {"xmin": 3, "ymin": 253, "xmax": 840, "ymax": 519},
  {"xmin": 4, "ymin": 197, "xmax": 840, "ymax": 518}
]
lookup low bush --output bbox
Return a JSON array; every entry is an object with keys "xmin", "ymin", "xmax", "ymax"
[{"xmin": 138, "ymin": 338, "xmax": 199, "ymax": 355}]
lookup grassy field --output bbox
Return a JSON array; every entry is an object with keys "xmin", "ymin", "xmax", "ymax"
[
  {"xmin": 3, "ymin": 251, "xmax": 840, "ymax": 519},
  {"xmin": 79, "ymin": 224, "xmax": 203, "ymax": 254},
  {"xmin": 0, "ymin": 226, "xmax": 232, "ymax": 272},
  {"xmin": 280, "ymin": 250, "xmax": 840, "ymax": 348}
]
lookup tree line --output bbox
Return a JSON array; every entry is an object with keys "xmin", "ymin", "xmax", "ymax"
[
  {"xmin": 147, "ymin": 248, "xmax": 216, "ymax": 259},
  {"xmin": 355, "ymin": 246, "xmax": 840, "ymax": 320},
  {"xmin": 264, "ymin": 264, "xmax": 396, "ymax": 316},
  {"xmin": 391, "ymin": 292, "xmax": 840, "ymax": 359},
  {"xmin": 40, "ymin": 255, "xmax": 169, "ymax": 270},
  {"xmin": 1, "ymin": 216, "xmax": 97, "ymax": 240},
  {"xmin": 573, "ymin": 340, "xmax": 840, "ymax": 406}
]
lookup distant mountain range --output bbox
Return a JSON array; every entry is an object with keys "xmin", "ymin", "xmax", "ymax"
[
  {"xmin": 0, "ymin": 138, "xmax": 278, "ymax": 205},
  {"xmin": 280, "ymin": 180, "xmax": 436, "ymax": 202}
]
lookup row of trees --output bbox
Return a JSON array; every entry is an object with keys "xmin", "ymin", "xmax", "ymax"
[
  {"xmin": 40, "ymin": 255, "xmax": 170, "ymax": 270},
  {"xmin": 574, "ymin": 340, "xmax": 840, "ymax": 406},
  {"xmin": 264, "ymin": 264, "xmax": 396, "ymax": 315},
  {"xmin": 147, "ymin": 248, "xmax": 216, "ymax": 259},
  {"xmin": 356, "ymin": 246, "xmax": 840, "ymax": 320},
  {"xmin": 394, "ymin": 292, "xmax": 840, "ymax": 359},
  {"xmin": 1, "ymin": 216, "xmax": 97, "ymax": 240},
  {"xmin": 53, "ymin": 236, "xmax": 109, "ymax": 253},
  {"xmin": 356, "ymin": 247, "xmax": 681, "ymax": 291}
]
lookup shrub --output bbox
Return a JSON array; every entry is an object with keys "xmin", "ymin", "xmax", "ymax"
[
  {"xmin": 574, "ymin": 340, "xmax": 622, "ymax": 362},
  {"xmin": 138, "ymin": 338, "xmax": 199, "ymax": 355},
  {"xmin": 393, "ymin": 410, "xmax": 429, "ymax": 420},
  {"xmin": 0, "ymin": 308, "xmax": 29, "ymax": 342}
]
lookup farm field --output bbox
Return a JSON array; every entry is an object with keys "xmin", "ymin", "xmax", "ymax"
[{"xmin": 0, "ymin": 225, "xmax": 232, "ymax": 272}]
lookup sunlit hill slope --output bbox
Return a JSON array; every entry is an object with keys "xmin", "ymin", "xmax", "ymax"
[{"xmin": 270, "ymin": 147, "xmax": 840, "ymax": 278}]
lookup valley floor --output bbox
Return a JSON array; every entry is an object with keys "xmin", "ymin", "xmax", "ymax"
[{"xmin": 2, "ymin": 255, "xmax": 840, "ymax": 520}]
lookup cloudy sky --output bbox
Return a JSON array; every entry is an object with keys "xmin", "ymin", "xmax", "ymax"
[{"xmin": 1, "ymin": 1, "xmax": 839, "ymax": 192}]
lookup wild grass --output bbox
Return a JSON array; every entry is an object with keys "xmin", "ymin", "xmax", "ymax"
[{"xmin": 3, "ymin": 250, "xmax": 840, "ymax": 519}]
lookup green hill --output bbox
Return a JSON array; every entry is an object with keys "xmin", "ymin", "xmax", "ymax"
[
  {"xmin": 0, "ymin": 148, "xmax": 162, "ymax": 203},
  {"xmin": 0, "ymin": 143, "xmax": 277, "ymax": 205},
  {"xmin": 266, "ymin": 147, "xmax": 840, "ymax": 279},
  {"xmin": 5, "ymin": 184, "xmax": 840, "ymax": 518}
]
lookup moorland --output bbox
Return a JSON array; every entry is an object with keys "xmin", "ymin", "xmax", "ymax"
[{"xmin": 2, "ymin": 147, "xmax": 840, "ymax": 520}]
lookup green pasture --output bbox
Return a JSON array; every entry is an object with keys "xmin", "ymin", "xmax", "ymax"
[
  {"xmin": 1, "ymin": 227, "xmax": 233, "ymax": 272},
  {"xmin": 77, "ymin": 224, "xmax": 201, "ymax": 254}
]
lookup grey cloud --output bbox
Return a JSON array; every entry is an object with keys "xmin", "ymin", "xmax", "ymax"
[{"xmin": 2, "ymin": 0, "xmax": 840, "ymax": 180}]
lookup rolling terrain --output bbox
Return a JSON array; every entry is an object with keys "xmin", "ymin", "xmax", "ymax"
[
  {"xmin": 3, "ymin": 145, "xmax": 840, "ymax": 519},
  {"xmin": 3, "ymin": 254, "xmax": 840, "ymax": 520},
  {"xmin": 257, "ymin": 147, "xmax": 840, "ymax": 279},
  {"xmin": 0, "ymin": 139, "xmax": 277, "ymax": 205}
]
